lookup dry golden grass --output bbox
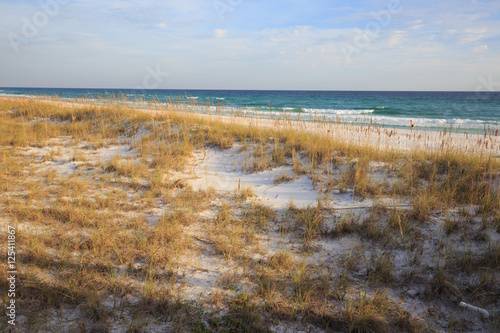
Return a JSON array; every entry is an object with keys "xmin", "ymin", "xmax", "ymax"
[{"xmin": 0, "ymin": 96, "xmax": 498, "ymax": 332}]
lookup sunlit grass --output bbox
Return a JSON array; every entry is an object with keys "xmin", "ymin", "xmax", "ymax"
[{"xmin": 0, "ymin": 95, "xmax": 498, "ymax": 332}]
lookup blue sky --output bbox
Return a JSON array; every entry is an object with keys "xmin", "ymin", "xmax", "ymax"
[{"xmin": 1, "ymin": 0, "xmax": 499, "ymax": 90}]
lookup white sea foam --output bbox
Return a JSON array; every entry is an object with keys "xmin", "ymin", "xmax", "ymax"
[
  {"xmin": 335, "ymin": 114, "xmax": 496, "ymax": 130},
  {"xmin": 304, "ymin": 108, "xmax": 375, "ymax": 116},
  {"xmin": 136, "ymin": 100, "xmax": 497, "ymax": 132},
  {"xmin": 209, "ymin": 105, "xmax": 494, "ymax": 131},
  {"xmin": 1, "ymin": 93, "xmax": 32, "ymax": 98}
]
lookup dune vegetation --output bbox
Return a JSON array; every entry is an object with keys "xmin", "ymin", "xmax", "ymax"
[{"xmin": 0, "ymin": 96, "xmax": 498, "ymax": 332}]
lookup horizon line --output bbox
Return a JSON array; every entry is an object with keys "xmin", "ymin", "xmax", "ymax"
[{"xmin": 1, "ymin": 87, "xmax": 498, "ymax": 93}]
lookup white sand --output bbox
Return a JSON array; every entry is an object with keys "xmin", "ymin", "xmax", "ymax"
[
  {"xmin": 189, "ymin": 144, "xmax": 320, "ymax": 209},
  {"xmin": 188, "ymin": 144, "xmax": 406, "ymax": 212}
]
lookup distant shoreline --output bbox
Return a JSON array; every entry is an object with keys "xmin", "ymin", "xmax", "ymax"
[
  {"xmin": 2, "ymin": 95, "xmax": 499, "ymax": 156},
  {"xmin": 1, "ymin": 88, "xmax": 498, "ymax": 135}
]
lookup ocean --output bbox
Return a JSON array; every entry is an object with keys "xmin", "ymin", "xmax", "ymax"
[{"xmin": 1, "ymin": 87, "xmax": 499, "ymax": 134}]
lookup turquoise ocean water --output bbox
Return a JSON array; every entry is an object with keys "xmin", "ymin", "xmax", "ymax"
[{"xmin": 1, "ymin": 88, "xmax": 499, "ymax": 134}]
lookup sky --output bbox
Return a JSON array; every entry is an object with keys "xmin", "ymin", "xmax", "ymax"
[{"xmin": 0, "ymin": 0, "xmax": 499, "ymax": 91}]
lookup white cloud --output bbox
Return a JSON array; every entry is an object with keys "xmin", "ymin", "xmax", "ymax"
[
  {"xmin": 214, "ymin": 29, "xmax": 227, "ymax": 38},
  {"xmin": 294, "ymin": 26, "xmax": 311, "ymax": 36},
  {"xmin": 387, "ymin": 31, "xmax": 406, "ymax": 47},
  {"xmin": 461, "ymin": 27, "xmax": 488, "ymax": 43},
  {"xmin": 410, "ymin": 19, "xmax": 424, "ymax": 30},
  {"xmin": 473, "ymin": 44, "xmax": 488, "ymax": 53}
]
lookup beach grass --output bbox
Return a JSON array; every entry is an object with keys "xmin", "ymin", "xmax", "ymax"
[{"xmin": 0, "ymin": 95, "xmax": 498, "ymax": 332}]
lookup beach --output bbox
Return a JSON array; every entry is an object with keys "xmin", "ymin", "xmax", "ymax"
[
  {"xmin": 187, "ymin": 109, "xmax": 500, "ymax": 156},
  {"xmin": 0, "ymin": 96, "xmax": 498, "ymax": 332},
  {"xmin": 7, "ymin": 95, "xmax": 500, "ymax": 156},
  {"xmin": 3, "ymin": 0, "xmax": 500, "ymax": 330}
]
